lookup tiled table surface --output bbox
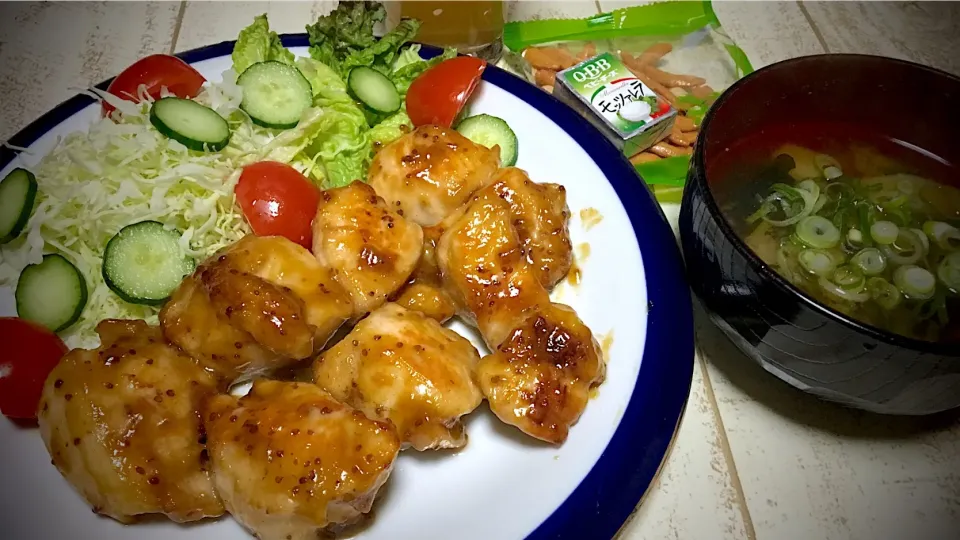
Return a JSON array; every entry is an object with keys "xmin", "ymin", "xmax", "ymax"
[{"xmin": 1, "ymin": 2, "xmax": 958, "ymax": 539}]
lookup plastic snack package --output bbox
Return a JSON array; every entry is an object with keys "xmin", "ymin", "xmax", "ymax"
[{"xmin": 502, "ymin": 1, "xmax": 754, "ymax": 203}]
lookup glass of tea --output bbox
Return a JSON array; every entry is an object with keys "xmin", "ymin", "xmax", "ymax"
[{"xmin": 387, "ymin": 1, "xmax": 505, "ymax": 62}]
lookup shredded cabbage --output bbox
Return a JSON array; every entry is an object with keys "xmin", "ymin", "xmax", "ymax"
[
  {"xmin": 1, "ymin": 27, "xmax": 433, "ymax": 347},
  {"xmin": 0, "ymin": 81, "xmax": 265, "ymax": 348}
]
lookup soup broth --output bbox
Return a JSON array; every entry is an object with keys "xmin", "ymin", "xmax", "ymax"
[{"xmin": 710, "ymin": 123, "xmax": 960, "ymax": 343}]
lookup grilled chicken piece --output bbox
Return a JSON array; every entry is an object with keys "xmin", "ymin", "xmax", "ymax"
[
  {"xmin": 37, "ymin": 320, "xmax": 223, "ymax": 524},
  {"xmin": 487, "ymin": 167, "xmax": 572, "ymax": 289},
  {"xmin": 390, "ymin": 282, "xmax": 457, "ymax": 323},
  {"xmin": 210, "ymin": 235, "xmax": 352, "ymax": 345},
  {"xmin": 160, "ymin": 274, "xmax": 276, "ymax": 382},
  {"xmin": 478, "ymin": 303, "xmax": 605, "ymax": 444},
  {"xmin": 161, "ymin": 235, "xmax": 351, "ymax": 384},
  {"xmin": 436, "ymin": 191, "xmax": 550, "ymax": 349},
  {"xmin": 312, "ymin": 181, "xmax": 423, "ymax": 320},
  {"xmin": 368, "ymin": 125, "xmax": 500, "ymax": 227},
  {"xmin": 313, "ymin": 303, "xmax": 482, "ymax": 450},
  {"xmin": 199, "ymin": 264, "xmax": 316, "ymax": 359},
  {"xmin": 390, "ymin": 225, "xmax": 457, "ymax": 323},
  {"xmin": 437, "ymin": 185, "xmax": 603, "ymax": 444},
  {"xmin": 203, "ymin": 381, "xmax": 400, "ymax": 540}
]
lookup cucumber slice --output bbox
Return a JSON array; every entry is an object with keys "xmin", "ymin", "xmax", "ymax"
[
  {"xmin": 237, "ymin": 61, "xmax": 313, "ymax": 129},
  {"xmin": 348, "ymin": 66, "xmax": 401, "ymax": 114},
  {"xmin": 150, "ymin": 97, "xmax": 231, "ymax": 152},
  {"xmin": 102, "ymin": 221, "xmax": 195, "ymax": 305},
  {"xmin": 456, "ymin": 114, "xmax": 518, "ymax": 167},
  {"xmin": 0, "ymin": 168, "xmax": 38, "ymax": 244},
  {"xmin": 16, "ymin": 254, "xmax": 88, "ymax": 332}
]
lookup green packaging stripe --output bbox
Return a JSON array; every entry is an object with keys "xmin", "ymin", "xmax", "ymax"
[
  {"xmin": 634, "ymin": 156, "xmax": 690, "ymax": 187},
  {"xmin": 504, "ymin": 0, "xmax": 756, "ymax": 203},
  {"xmin": 650, "ymin": 184, "xmax": 685, "ymax": 204},
  {"xmin": 507, "ymin": 1, "xmax": 717, "ymax": 48},
  {"xmin": 503, "ymin": 0, "xmax": 754, "ymax": 80}
]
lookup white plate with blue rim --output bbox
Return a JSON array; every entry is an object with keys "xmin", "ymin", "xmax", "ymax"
[{"xmin": 0, "ymin": 37, "xmax": 693, "ymax": 540}]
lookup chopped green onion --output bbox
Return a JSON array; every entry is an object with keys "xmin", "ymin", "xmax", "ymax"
[
  {"xmin": 870, "ymin": 220, "xmax": 899, "ymax": 245},
  {"xmin": 897, "ymin": 178, "xmax": 918, "ymax": 195},
  {"xmin": 763, "ymin": 184, "xmax": 817, "ymax": 227},
  {"xmin": 819, "ymin": 277, "xmax": 870, "ymax": 303},
  {"xmin": 813, "ymin": 193, "xmax": 829, "ymax": 214},
  {"xmin": 845, "ymin": 228, "xmax": 864, "ymax": 251},
  {"xmin": 747, "ymin": 201, "xmax": 775, "ymax": 224},
  {"xmin": 832, "ymin": 265, "xmax": 865, "ymax": 291},
  {"xmin": 799, "ymin": 249, "xmax": 838, "ymax": 276},
  {"xmin": 737, "ymin": 154, "xmax": 957, "ymax": 342},
  {"xmin": 922, "ymin": 221, "xmax": 960, "ymax": 251},
  {"xmin": 867, "ymin": 277, "xmax": 902, "ymax": 310},
  {"xmin": 850, "ymin": 248, "xmax": 886, "ymax": 276},
  {"xmin": 910, "ymin": 228, "xmax": 930, "ymax": 253},
  {"xmin": 774, "ymin": 236, "xmax": 806, "ymax": 283},
  {"xmin": 796, "ymin": 216, "xmax": 841, "ymax": 248},
  {"xmin": 857, "ymin": 203, "xmax": 875, "ymax": 247},
  {"xmin": 916, "ymin": 291, "xmax": 948, "ymax": 325},
  {"xmin": 938, "ymin": 252, "xmax": 960, "ymax": 293},
  {"xmin": 814, "ymin": 154, "xmax": 842, "ymax": 180},
  {"xmin": 893, "ymin": 265, "xmax": 936, "ymax": 300},
  {"xmin": 771, "ymin": 183, "xmax": 803, "ymax": 202},
  {"xmin": 798, "ymin": 179, "xmax": 821, "ymax": 195},
  {"xmin": 881, "ymin": 229, "xmax": 924, "ymax": 266},
  {"xmin": 880, "ymin": 195, "xmax": 909, "ymax": 209}
]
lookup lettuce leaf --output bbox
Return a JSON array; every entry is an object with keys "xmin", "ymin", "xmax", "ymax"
[
  {"xmin": 237, "ymin": 5, "xmax": 425, "ymax": 189},
  {"xmin": 306, "ymin": 2, "xmax": 420, "ymax": 77},
  {"xmin": 369, "ymin": 107, "xmax": 413, "ymax": 147},
  {"xmin": 294, "ymin": 56, "xmax": 352, "ymax": 103},
  {"xmin": 301, "ymin": 101, "xmax": 372, "ymax": 189},
  {"xmin": 306, "ymin": 1, "xmax": 385, "ymax": 74},
  {"xmin": 390, "ymin": 46, "xmax": 457, "ymax": 95},
  {"xmin": 289, "ymin": 57, "xmax": 373, "ymax": 188},
  {"xmin": 308, "ymin": 1, "xmax": 384, "ymax": 51},
  {"xmin": 232, "ymin": 14, "xmax": 295, "ymax": 74},
  {"xmin": 392, "ymin": 44, "xmax": 425, "ymax": 71}
]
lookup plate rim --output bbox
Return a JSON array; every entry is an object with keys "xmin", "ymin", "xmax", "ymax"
[{"xmin": 0, "ymin": 35, "xmax": 695, "ymax": 540}]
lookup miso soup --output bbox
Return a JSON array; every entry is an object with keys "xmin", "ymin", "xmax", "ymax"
[{"xmin": 710, "ymin": 123, "xmax": 960, "ymax": 343}]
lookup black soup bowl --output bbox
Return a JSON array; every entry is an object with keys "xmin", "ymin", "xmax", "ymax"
[{"xmin": 679, "ymin": 54, "xmax": 960, "ymax": 415}]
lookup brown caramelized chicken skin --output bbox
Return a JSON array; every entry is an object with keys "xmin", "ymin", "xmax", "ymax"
[
  {"xmin": 478, "ymin": 303, "xmax": 604, "ymax": 444},
  {"xmin": 390, "ymin": 225, "xmax": 458, "ymax": 323},
  {"xmin": 203, "ymin": 380, "xmax": 400, "ymax": 540},
  {"xmin": 312, "ymin": 181, "xmax": 423, "ymax": 320},
  {"xmin": 37, "ymin": 118, "xmax": 600, "ymax": 538},
  {"xmin": 487, "ymin": 167, "xmax": 573, "ymax": 289},
  {"xmin": 436, "ymin": 180, "xmax": 603, "ymax": 444},
  {"xmin": 368, "ymin": 125, "xmax": 500, "ymax": 227},
  {"xmin": 436, "ymin": 191, "xmax": 551, "ymax": 349},
  {"xmin": 313, "ymin": 303, "xmax": 482, "ymax": 451},
  {"xmin": 37, "ymin": 320, "xmax": 224, "ymax": 523},
  {"xmin": 160, "ymin": 235, "xmax": 352, "ymax": 385}
]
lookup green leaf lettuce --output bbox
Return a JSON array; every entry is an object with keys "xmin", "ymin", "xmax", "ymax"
[
  {"xmin": 306, "ymin": 1, "xmax": 420, "ymax": 77},
  {"xmin": 232, "ymin": 14, "xmax": 295, "ymax": 74},
  {"xmin": 390, "ymin": 45, "xmax": 456, "ymax": 95},
  {"xmin": 232, "ymin": 5, "xmax": 437, "ymax": 189}
]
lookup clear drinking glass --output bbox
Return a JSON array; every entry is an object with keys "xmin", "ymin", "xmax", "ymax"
[{"xmin": 387, "ymin": 1, "xmax": 506, "ymax": 63}]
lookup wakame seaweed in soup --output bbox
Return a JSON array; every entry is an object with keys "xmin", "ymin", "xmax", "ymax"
[{"xmin": 711, "ymin": 125, "xmax": 960, "ymax": 343}]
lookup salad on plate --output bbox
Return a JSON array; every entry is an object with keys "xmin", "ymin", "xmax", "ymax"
[{"xmin": 0, "ymin": 3, "xmax": 605, "ymax": 539}]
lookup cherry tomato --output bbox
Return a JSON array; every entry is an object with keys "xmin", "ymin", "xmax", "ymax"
[
  {"xmin": 102, "ymin": 54, "xmax": 206, "ymax": 117},
  {"xmin": 406, "ymin": 56, "xmax": 486, "ymax": 128},
  {"xmin": 235, "ymin": 162, "xmax": 322, "ymax": 249},
  {"xmin": 0, "ymin": 318, "xmax": 67, "ymax": 420}
]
